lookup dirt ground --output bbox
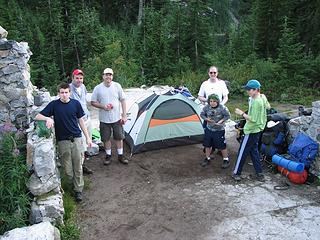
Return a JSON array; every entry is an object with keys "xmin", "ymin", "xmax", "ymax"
[{"xmin": 77, "ymin": 128, "xmax": 320, "ymax": 240}]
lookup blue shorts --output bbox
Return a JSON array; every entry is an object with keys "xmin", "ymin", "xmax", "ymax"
[{"xmin": 203, "ymin": 129, "xmax": 226, "ymax": 150}]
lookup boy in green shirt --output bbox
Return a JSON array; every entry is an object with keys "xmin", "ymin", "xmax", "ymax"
[{"xmin": 232, "ymin": 79, "xmax": 270, "ymax": 182}]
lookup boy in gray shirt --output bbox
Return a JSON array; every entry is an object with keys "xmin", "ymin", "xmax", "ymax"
[{"xmin": 200, "ymin": 94, "xmax": 231, "ymax": 168}]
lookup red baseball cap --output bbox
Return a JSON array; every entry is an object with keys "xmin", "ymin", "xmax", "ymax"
[{"xmin": 72, "ymin": 69, "xmax": 84, "ymax": 76}]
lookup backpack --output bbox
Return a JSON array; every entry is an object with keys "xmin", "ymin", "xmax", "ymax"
[
  {"xmin": 260, "ymin": 120, "xmax": 287, "ymax": 157},
  {"xmin": 288, "ymin": 133, "xmax": 319, "ymax": 168}
]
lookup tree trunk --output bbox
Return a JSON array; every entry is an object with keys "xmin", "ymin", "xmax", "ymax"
[
  {"xmin": 73, "ymin": 35, "xmax": 81, "ymax": 67},
  {"xmin": 195, "ymin": 40, "xmax": 198, "ymax": 68},
  {"xmin": 138, "ymin": 0, "xmax": 144, "ymax": 26}
]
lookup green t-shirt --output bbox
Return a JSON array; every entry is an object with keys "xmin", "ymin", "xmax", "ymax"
[{"xmin": 243, "ymin": 94, "xmax": 270, "ymax": 134}]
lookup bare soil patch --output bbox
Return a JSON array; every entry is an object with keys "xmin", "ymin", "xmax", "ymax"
[
  {"xmin": 77, "ymin": 103, "xmax": 319, "ymax": 240},
  {"xmin": 77, "ymin": 133, "xmax": 319, "ymax": 240}
]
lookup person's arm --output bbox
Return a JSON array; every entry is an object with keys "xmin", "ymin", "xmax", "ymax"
[
  {"xmin": 200, "ymin": 108, "xmax": 207, "ymax": 121},
  {"xmin": 235, "ymin": 108, "xmax": 251, "ymax": 121},
  {"xmin": 197, "ymin": 82, "xmax": 207, "ymax": 103},
  {"xmin": 91, "ymin": 101, "xmax": 112, "ymax": 111},
  {"xmin": 221, "ymin": 94, "xmax": 228, "ymax": 105},
  {"xmin": 120, "ymin": 99, "xmax": 127, "ymax": 122},
  {"xmin": 79, "ymin": 117, "xmax": 92, "ymax": 147},
  {"xmin": 261, "ymin": 94, "xmax": 271, "ymax": 110},
  {"xmin": 35, "ymin": 113, "xmax": 54, "ymax": 129},
  {"xmin": 217, "ymin": 107, "xmax": 231, "ymax": 124},
  {"xmin": 198, "ymin": 95, "xmax": 207, "ymax": 103}
]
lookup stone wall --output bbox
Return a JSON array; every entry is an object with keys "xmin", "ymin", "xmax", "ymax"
[
  {"xmin": 0, "ymin": 26, "xmax": 62, "ymax": 239},
  {"xmin": 26, "ymin": 123, "xmax": 64, "ymax": 225},
  {"xmin": 0, "ymin": 26, "xmax": 33, "ymax": 128}
]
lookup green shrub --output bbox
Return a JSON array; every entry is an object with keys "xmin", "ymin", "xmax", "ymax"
[
  {"xmin": 0, "ymin": 125, "xmax": 31, "ymax": 235},
  {"xmin": 57, "ymin": 175, "xmax": 80, "ymax": 240},
  {"xmin": 58, "ymin": 219, "xmax": 80, "ymax": 240}
]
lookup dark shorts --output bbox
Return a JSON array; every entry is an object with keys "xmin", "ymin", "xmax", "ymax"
[
  {"xmin": 203, "ymin": 129, "xmax": 226, "ymax": 150},
  {"xmin": 100, "ymin": 121, "xmax": 125, "ymax": 141}
]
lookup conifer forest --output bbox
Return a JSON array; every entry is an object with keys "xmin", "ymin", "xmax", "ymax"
[{"xmin": 1, "ymin": 0, "xmax": 319, "ymax": 103}]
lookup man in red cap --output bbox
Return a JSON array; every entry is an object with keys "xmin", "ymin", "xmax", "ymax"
[{"xmin": 70, "ymin": 69, "xmax": 94, "ymax": 174}]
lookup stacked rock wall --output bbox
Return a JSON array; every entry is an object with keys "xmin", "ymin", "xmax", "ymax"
[
  {"xmin": 26, "ymin": 126, "xmax": 64, "ymax": 225},
  {"xmin": 0, "ymin": 26, "xmax": 62, "ymax": 239},
  {"xmin": 0, "ymin": 26, "xmax": 33, "ymax": 128}
]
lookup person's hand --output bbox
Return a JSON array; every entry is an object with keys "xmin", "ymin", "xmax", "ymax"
[
  {"xmin": 46, "ymin": 118, "xmax": 54, "ymax": 129},
  {"xmin": 104, "ymin": 103, "xmax": 113, "ymax": 111},
  {"xmin": 206, "ymin": 118, "xmax": 213, "ymax": 123},
  {"xmin": 86, "ymin": 138, "xmax": 92, "ymax": 148},
  {"xmin": 121, "ymin": 113, "xmax": 127, "ymax": 124},
  {"xmin": 235, "ymin": 108, "xmax": 244, "ymax": 116}
]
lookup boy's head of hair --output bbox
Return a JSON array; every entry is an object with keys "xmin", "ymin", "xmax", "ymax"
[
  {"xmin": 244, "ymin": 79, "xmax": 261, "ymax": 90},
  {"xmin": 207, "ymin": 94, "xmax": 220, "ymax": 106},
  {"xmin": 57, "ymin": 83, "xmax": 70, "ymax": 92}
]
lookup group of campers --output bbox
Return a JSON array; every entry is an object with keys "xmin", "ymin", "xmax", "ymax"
[{"xmin": 35, "ymin": 65, "xmax": 270, "ymax": 202}]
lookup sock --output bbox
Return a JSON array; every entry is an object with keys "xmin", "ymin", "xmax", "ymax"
[
  {"xmin": 117, "ymin": 148, "xmax": 123, "ymax": 155},
  {"xmin": 206, "ymin": 157, "xmax": 211, "ymax": 160},
  {"xmin": 223, "ymin": 157, "xmax": 229, "ymax": 161},
  {"xmin": 105, "ymin": 149, "xmax": 111, "ymax": 155}
]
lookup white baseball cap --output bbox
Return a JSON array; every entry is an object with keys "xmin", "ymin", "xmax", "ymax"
[{"xmin": 103, "ymin": 68, "xmax": 113, "ymax": 75}]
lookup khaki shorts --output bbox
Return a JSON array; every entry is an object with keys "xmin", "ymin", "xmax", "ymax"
[{"xmin": 100, "ymin": 121, "xmax": 125, "ymax": 141}]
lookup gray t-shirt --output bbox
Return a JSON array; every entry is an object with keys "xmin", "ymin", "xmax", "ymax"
[
  {"xmin": 91, "ymin": 81, "xmax": 126, "ymax": 123},
  {"xmin": 69, "ymin": 83, "xmax": 90, "ymax": 118},
  {"xmin": 200, "ymin": 104, "xmax": 230, "ymax": 131}
]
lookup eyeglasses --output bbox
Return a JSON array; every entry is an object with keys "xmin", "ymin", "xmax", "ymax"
[{"xmin": 209, "ymin": 71, "xmax": 217, "ymax": 74}]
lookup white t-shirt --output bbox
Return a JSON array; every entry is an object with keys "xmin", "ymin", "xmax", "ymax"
[
  {"xmin": 91, "ymin": 81, "xmax": 126, "ymax": 123},
  {"xmin": 198, "ymin": 79, "xmax": 229, "ymax": 103}
]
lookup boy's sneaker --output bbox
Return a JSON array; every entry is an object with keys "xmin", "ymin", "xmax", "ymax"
[
  {"xmin": 232, "ymin": 174, "xmax": 241, "ymax": 182},
  {"xmin": 221, "ymin": 160, "xmax": 230, "ymax": 169},
  {"xmin": 256, "ymin": 173, "xmax": 265, "ymax": 182},
  {"xmin": 104, "ymin": 155, "xmax": 112, "ymax": 165},
  {"xmin": 201, "ymin": 158, "xmax": 210, "ymax": 167},
  {"xmin": 74, "ymin": 191, "xmax": 83, "ymax": 203},
  {"xmin": 118, "ymin": 155, "xmax": 129, "ymax": 164}
]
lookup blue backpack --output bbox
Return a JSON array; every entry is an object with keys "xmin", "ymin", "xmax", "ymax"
[{"xmin": 288, "ymin": 133, "xmax": 319, "ymax": 167}]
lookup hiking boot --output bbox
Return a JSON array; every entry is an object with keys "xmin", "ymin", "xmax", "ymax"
[
  {"xmin": 232, "ymin": 174, "xmax": 241, "ymax": 182},
  {"xmin": 221, "ymin": 159, "xmax": 230, "ymax": 169},
  {"xmin": 75, "ymin": 191, "xmax": 83, "ymax": 203},
  {"xmin": 104, "ymin": 155, "xmax": 112, "ymax": 165},
  {"xmin": 83, "ymin": 165, "xmax": 93, "ymax": 174},
  {"xmin": 201, "ymin": 158, "xmax": 210, "ymax": 167},
  {"xmin": 118, "ymin": 155, "xmax": 129, "ymax": 164},
  {"xmin": 256, "ymin": 173, "xmax": 265, "ymax": 182}
]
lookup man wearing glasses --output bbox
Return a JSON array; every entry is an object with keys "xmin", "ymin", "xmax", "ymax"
[{"xmin": 198, "ymin": 66, "xmax": 229, "ymax": 105}]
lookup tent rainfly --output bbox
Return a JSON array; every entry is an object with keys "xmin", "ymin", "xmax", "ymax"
[{"xmin": 124, "ymin": 91, "xmax": 204, "ymax": 154}]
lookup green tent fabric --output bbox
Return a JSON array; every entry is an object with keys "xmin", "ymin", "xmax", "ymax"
[{"xmin": 92, "ymin": 128, "xmax": 101, "ymax": 140}]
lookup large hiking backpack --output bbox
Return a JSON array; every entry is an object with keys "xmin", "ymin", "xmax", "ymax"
[
  {"xmin": 288, "ymin": 133, "xmax": 319, "ymax": 168},
  {"xmin": 260, "ymin": 121, "xmax": 287, "ymax": 158}
]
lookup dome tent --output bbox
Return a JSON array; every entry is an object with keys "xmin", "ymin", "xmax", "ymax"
[{"xmin": 124, "ymin": 90, "xmax": 204, "ymax": 155}]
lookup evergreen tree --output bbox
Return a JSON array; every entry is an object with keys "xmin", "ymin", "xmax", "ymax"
[
  {"xmin": 276, "ymin": 17, "xmax": 305, "ymax": 87},
  {"xmin": 253, "ymin": 0, "xmax": 282, "ymax": 58}
]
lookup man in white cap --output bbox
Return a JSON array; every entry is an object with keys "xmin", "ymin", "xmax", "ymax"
[
  {"xmin": 69, "ymin": 69, "xmax": 94, "ymax": 174},
  {"xmin": 91, "ymin": 68, "xmax": 128, "ymax": 165}
]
